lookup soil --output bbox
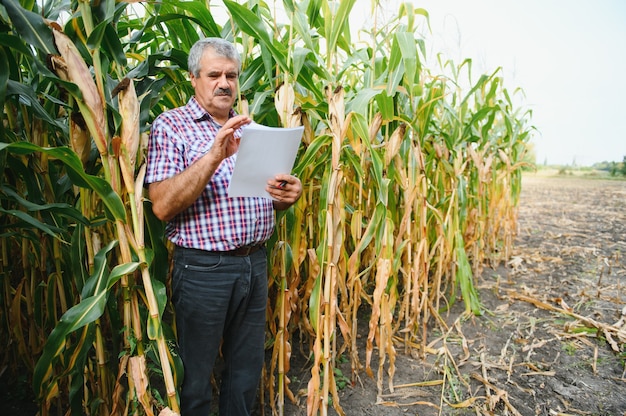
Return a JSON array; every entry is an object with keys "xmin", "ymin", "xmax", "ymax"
[{"xmin": 1, "ymin": 174, "xmax": 625, "ymax": 416}]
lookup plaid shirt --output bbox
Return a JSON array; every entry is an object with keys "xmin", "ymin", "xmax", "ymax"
[{"xmin": 145, "ymin": 97, "xmax": 275, "ymax": 251}]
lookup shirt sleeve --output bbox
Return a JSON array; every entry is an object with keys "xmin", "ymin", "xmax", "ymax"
[{"xmin": 144, "ymin": 112, "xmax": 185, "ymax": 185}]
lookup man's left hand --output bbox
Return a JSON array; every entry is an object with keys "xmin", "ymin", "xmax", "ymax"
[{"xmin": 267, "ymin": 175, "xmax": 302, "ymax": 210}]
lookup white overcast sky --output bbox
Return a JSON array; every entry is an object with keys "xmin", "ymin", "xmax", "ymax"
[{"xmin": 351, "ymin": 0, "xmax": 626, "ymax": 166}]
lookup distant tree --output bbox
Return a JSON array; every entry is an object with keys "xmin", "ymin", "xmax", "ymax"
[{"xmin": 621, "ymin": 156, "xmax": 626, "ymax": 176}]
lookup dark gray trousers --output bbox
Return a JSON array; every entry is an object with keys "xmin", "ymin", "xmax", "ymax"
[{"xmin": 172, "ymin": 246, "xmax": 268, "ymax": 416}]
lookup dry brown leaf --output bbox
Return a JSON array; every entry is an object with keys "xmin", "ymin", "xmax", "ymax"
[
  {"xmin": 129, "ymin": 356, "xmax": 154, "ymax": 416},
  {"xmin": 508, "ymin": 291, "xmax": 626, "ymax": 352},
  {"xmin": 507, "ymin": 255, "xmax": 525, "ymax": 269},
  {"xmin": 447, "ymin": 396, "xmax": 483, "ymax": 408}
]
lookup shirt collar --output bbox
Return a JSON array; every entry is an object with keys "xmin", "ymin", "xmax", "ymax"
[{"xmin": 188, "ymin": 96, "xmax": 236, "ymax": 124}]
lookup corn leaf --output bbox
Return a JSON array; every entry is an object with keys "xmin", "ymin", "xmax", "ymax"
[
  {"xmin": 223, "ymin": 0, "xmax": 288, "ymax": 72},
  {"xmin": 0, "ymin": 0, "xmax": 55, "ymax": 54},
  {"xmin": 173, "ymin": 1, "xmax": 221, "ymax": 36},
  {"xmin": 0, "ymin": 207, "xmax": 65, "ymax": 238},
  {"xmin": 0, "ymin": 48, "xmax": 7, "ymax": 107},
  {"xmin": 0, "ymin": 142, "xmax": 127, "ymax": 221},
  {"xmin": 324, "ymin": 0, "xmax": 357, "ymax": 55},
  {"xmin": 102, "ymin": 23, "xmax": 127, "ymax": 67},
  {"xmin": 396, "ymin": 32, "xmax": 419, "ymax": 86},
  {"xmin": 7, "ymin": 80, "xmax": 67, "ymax": 130},
  {"xmin": 0, "ymin": 186, "xmax": 90, "ymax": 226},
  {"xmin": 33, "ymin": 242, "xmax": 139, "ymax": 396}
]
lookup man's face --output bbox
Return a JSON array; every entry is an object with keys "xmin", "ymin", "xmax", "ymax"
[{"xmin": 190, "ymin": 49, "xmax": 239, "ymax": 123}]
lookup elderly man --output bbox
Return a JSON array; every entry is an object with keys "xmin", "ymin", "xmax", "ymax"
[{"xmin": 145, "ymin": 37, "xmax": 302, "ymax": 415}]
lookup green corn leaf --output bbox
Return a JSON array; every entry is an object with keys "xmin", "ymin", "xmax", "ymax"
[
  {"xmin": 0, "ymin": 142, "xmax": 127, "ymax": 221},
  {"xmin": 174, "ymin": 1, "xmax": 221, "ymax": 36},
  {"xmin": 71, "ymin": 223, "xmax": 90, "ymax": 293},
  {"xmin": 396, "ymin": 32, "xmax": 418, "ymax": 87},
  {"xmin": 7, "ymin": 81, "xmax": 67, "ymax": 131},
  {"xmin": 342, "ymin": 150, "xmax": 365, "ymax": 183},
  {"xmin": 348, "ymin": 111, "xmax": 371, "ymax": 141},
  {"xmin": 153, "ymin": 277, "xmax": 167, "ymax": 319},
  {"xmin": 103, "ymin": 23, "xmax": 128, "ymax": 67},
  {"xmin": 35, "ymin": 285, "xmax": 126, "ymax": 394},
  {"xmin": 462, "ymin": 107, "xmax": 495, "ymax": 143},
  {"xmin": 240, "ymin": 56, "xmax": 266, "ymax": 93},
  {"xmin": 292, "ymin": 47, "xmax": 312, "ymax": 82},
  {"xmin": 80, "ymin": 240, "xmax": 117, "ymax": 299},
  {"xmin": 385, "ymin": 34, "xmax": 408, "ymax": 96},
  {"xmin": 378, "ymin": 177, "xmax": 390, "ymax": 207},
  {"xmin": 0, "ymin": 186, "xmax": 90, "ymax": 226},
  {"xmin": 460, "ymin": 74, "xmax": 489, "ymax": 107},
  {"xmin": 67, "ymin": 325, "xmax": 96, "ymax": 414},
  {"xmin": 147, "ymin": 314, "xmax": 161, "ymax": 340},
  {"xmin": 324, "ymin": 0, "xmax": 357, "ymax": 55},
  {"xmin": 454, "ymin": 230, "xmax": 482, "ymax": 316},
  {"xmin": 365, "ymin": 142, "xmax": 384, "ymax": 192},
  {"xmin": 0, "ymin": 207, "xmax": 65, "ymax": 239},
  {"xmin": 39, "ymin": 254, "xmax": 139, "ymax": 400},
  {"xmin": 308, "ymin": 270, "xmax": 322, "ymax": 331},
  {"xmin": 348, "ymin": 88, "xmax": 383, "ymax": 117},
  {"xmin": 82, "ymin": 243, "xmax": 140, "ymax": 299},
  {"xmin": 33, "ymin": 242, "xmax": 124, "ymax": 396},
  {"xmin": 223, "ymin": 0, "xmax": 288, "ymax": 72},
  {"xmin": 289, "ymin": 4, "xmax": 316, "ymax": 52},
  {"xmin": 293, "ymin": 134, "xmax": 332, "ymax": 175},
  {"xmin": 144, "ymin": 202, "xmax": 169, "ymax": 283},
  {"xmin": 0, "ymin": 48, "xmax": 7, "ymax": 108},
  {"xmin": 86, "ymin": 20, "xmax": 109, "ymax": 50},
  {"xmin": 375, "ymin": 90, "xmax": 395, "ymax": 121},
  {"xmin": 297, "ymin": 64, "xmax": 328, "ymax": 102},
  {"xmin": 358, "ymin": 204, "xmax": 387, "ymax": 255},
  {"xmin": 0, "ymin": 34, "xmax": 33, "ymax": 69},
  {"xmin": 0, "ymin": 0, "xmax": 55, "ymax": 55}
]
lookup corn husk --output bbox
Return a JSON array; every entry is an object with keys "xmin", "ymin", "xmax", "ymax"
[{"xmin": 52, "ymin": 28, "xmax": 107, "ymax": 156}]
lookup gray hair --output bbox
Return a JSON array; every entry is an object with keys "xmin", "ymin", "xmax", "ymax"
[{"xmin": 188, "ymin": 37, "xmax": 242, "ymax": 77}]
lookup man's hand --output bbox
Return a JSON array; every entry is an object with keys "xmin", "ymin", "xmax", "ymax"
[
  {"xmin": 267, "ymin": 175, "xmax": 302, "ymax": 210},
  {"xmin": 206, "ymin": 114, "xmax": 252, "ymax": 163}
]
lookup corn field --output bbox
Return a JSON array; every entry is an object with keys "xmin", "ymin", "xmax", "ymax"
[{"xmin": 0, "ymin": 0, "xmax": 532, "ymax": 415}]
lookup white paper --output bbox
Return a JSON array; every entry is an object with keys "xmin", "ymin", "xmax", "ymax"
[{"xmin": 228, "ymin": 123, "xmax": 304, "ymax": 198}]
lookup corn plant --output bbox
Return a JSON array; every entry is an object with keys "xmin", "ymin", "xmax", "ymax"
[{"xmin": 0, "ymin": 0, "xmax": 532, "ymax": 415}]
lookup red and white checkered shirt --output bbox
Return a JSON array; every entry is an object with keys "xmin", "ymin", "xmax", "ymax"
[{"xmin": 145, "ymin": 97, "xmax": 275, "ymax": 251}]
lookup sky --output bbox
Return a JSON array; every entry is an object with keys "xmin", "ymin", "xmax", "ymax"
[{"xmin": 349, "ymin": 0, "xmax": 626, "ymax": 166}]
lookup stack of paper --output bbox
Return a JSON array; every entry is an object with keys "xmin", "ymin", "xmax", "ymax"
[{"xmin": 228, "ymin": 122, "xmax": 304, "ymax": 199}]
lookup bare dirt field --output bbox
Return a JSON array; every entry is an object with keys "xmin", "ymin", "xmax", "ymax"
[{"xmin": 279, "ymin": 174, "xmax": 626, "ymax": 416}]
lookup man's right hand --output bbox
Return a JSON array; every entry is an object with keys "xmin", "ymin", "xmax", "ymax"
[{"xmin": 207, "ymin": 115, "xmax": 251, "ymax": 163}]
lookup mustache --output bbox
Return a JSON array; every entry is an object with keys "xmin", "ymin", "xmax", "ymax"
[{"xmin": 214, "ymin": 88, "xmax": 232, "ymax": 97}]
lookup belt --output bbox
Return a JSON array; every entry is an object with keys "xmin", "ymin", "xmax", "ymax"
[{"xmin": 212, "ymin": 243, "xmax": 265, "ymax": 257}]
